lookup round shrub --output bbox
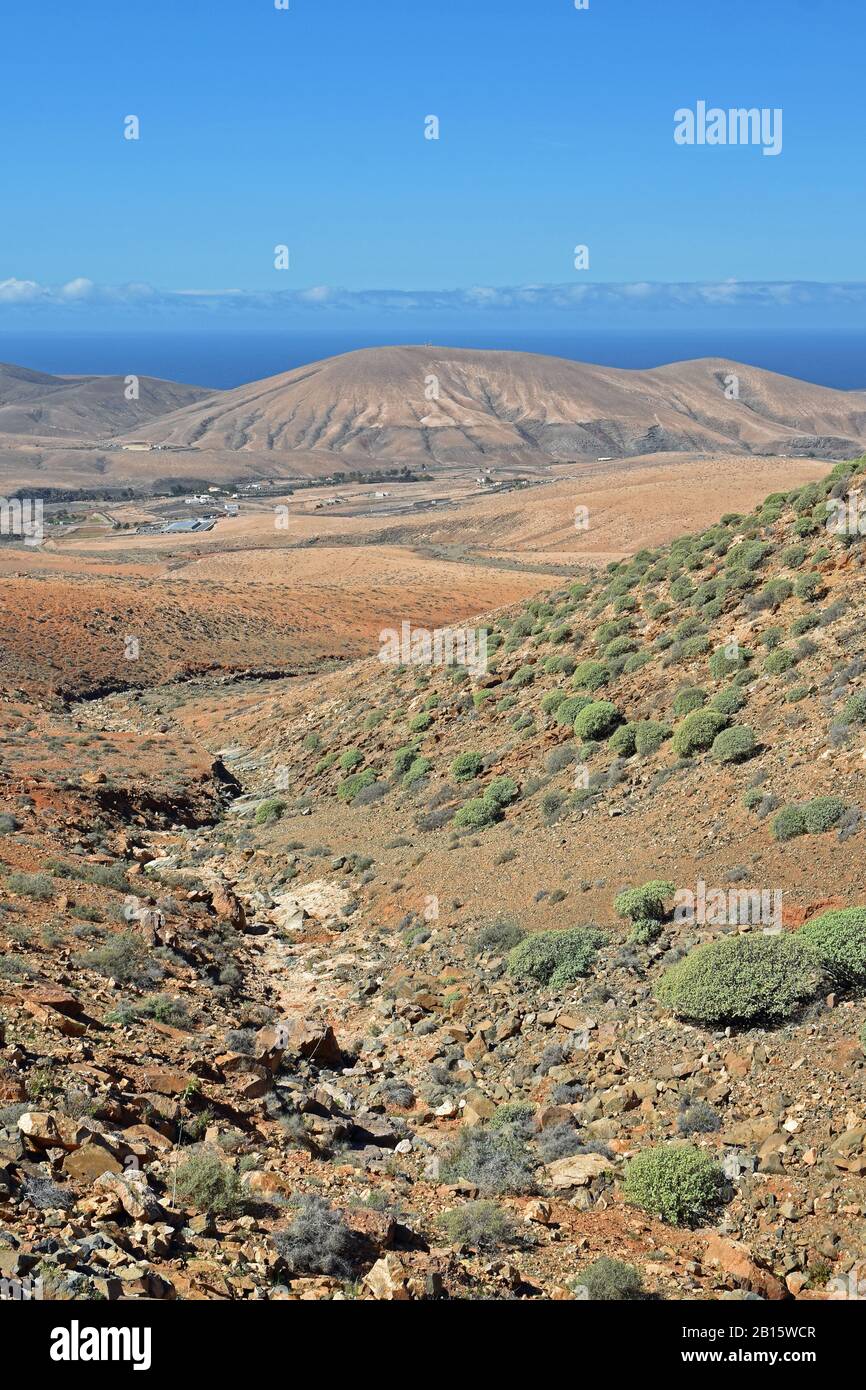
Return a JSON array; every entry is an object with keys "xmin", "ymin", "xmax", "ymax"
[
  {"xmin": 339, "ymin": 747, "xmax": 363, "ymax": 771},
  {"xmin": 408, "ymin": 712, "xmax": 432, "ymax": 733},
  {"xmin": 485, "ymin": 775, "xmax": 519, "ymax": 806},
  {"xmin": 615, "ymin": 880, "xmax": 675, "ymax": 922},
  {"xmin": 453, "ymin": 796, "xmax": 501, "ymax": 831},
  {"xmin": 555, "ymin": 695, "xmax": 592, "ymax": 726},
  {"xmin": 574, "ymin": 700, "xmax": 622, "ymax": 741},
  {"xmin": 338, "ymin": 769, "xmax": 378, "ymax": 803},
  {"xmin": 802, "ymin": 795, "xmax": 848, "ymax": 834},
  {"xmin": 709, "ymin": 645, "xmax": 752, "ymax": 681},
  {"xmin": 656, "ymin": 934, "xmax": 824, "ymax": 1025},
  {"xmin": 710, "ymin": 688, "xmax": 746, "ymax": 717},
  {"xmin": 772, "ymin": 805, "xmax": 806, "ymax": 841},
  {"xmin": 622, "ymin": 1145, "xmax": 725, "ymax": 1226},
  {"xmin": 541, "ymin": 690, "xmax": 567, "ymax": 715},
  {"xmin": 572, "ymin": 660, "xmax": 610, "ymax": 691},
  {"xmin": 799, "ymin": 908, "xmax": 866, "ymax": 984},
  {"xmin": 452, "ymin": 751, "xmax": 484, "ymax": 782},
  {"xmin": 711, "ymin": 725, "xmax": 757, "ymax": 764},
  {"xmin": 764, "ymin": 648, "xmax": 797, "ymax": 675},
  {"xmin": 671, "ymin": 709, "xmax": 728, "ymax": 758},
  {"xmin": 673, "ymin": 687, "xmax": 707, "ymax": 718},
  {"xmin": 508, "ymin": 926, "xmax": 604, "ymax": 990},
  {"xmin": 392, "ymin": 745, "xmax": 418, "ymax": 776},
  {"xmin": 634, "ymin": 721, "xmax": 670, "ymax": 756},
  {"xmin": 574, "ymin": 1257, "xmax": 642, "ymax": 1301},
  {"xmin": 608, "ymin": 722, "xmax": 638, "ymax": 756}
]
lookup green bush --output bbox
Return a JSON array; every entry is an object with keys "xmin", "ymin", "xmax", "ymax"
[
  {"xmin": 841, "ymin": 693, "xmax": 866, "ymax": 726},
  {"xmin": 574, "ymin": 701, "xmax": 622, "ymax": 741},
  {"xmin": 575, "ymin": 1256, "xmax": 643, "ymax": 1301},
  {"xmin": 671, "ymin": 709, "xmax": 727, "ymax": 757},
  {"xmin": 451, "ymin": 751, "xmax": 484, "ymax": 782},
  {"xmin": 485, "ymin": 775, "xmax": 519, "ymax": 806},
  {"xmin": 709, "ymin": 688, "xmax": 746, "ymax": 717},
  {"xmin": 338, "ymin": 747, "xmax": 363, "ymax": 771},
  {"xmin": 453, "ymin": 796, "xmax": 501, "ymax": 831},
  {"xmin": 541, "ymin": 690, "xmax": 567, "ymax": 715},
  {"xmin": 573, "ymin": 660, "xmax": 610, "ymax": 691},
  {"xmin": 764, "ymin": 648, "xmax": 797, "ymax": 675},
  {"xmin": 608, "ymin": 722, "xmax": 638, "ymax": 756},
  {"xmin": 440, "ymin": 1127, "xmax": 535, "ymax": 1194},
  {"xmin": 673, "ymin": 686, "xmax": 707, "ymax": 718},
  {"xmin": 338, "ymin": 769, "xmax": 377, "ymax": 803},
  {"xmin": 555, "ymin": 695, "xmax": 592, "ymax": 726},
  {"xmin": 408, "ymin": 712, "xmax": 432, "ymax": 733},
  {"xmin": 799, "ymin": 908, "xmax": 866, "ymax": 984},
  {"xmin": 802, "ymin": 796, "xmax": 848, "ymax": 834},
  {"xmin": 176, "ymin": 1152, "xmax": 247, "ymax": 1217},
  {"xmin": 508, "ymin": 926, "xmax": 603, "ymax": 990},
  {"xmin": 634, "ymin": 721, "xmax": 671, "ymax": 756},
  {"xmin": 255, "ymin": 798, "xmax": 287, "ymax": 825},
  {"xmin": 795, "ymin": 572, "xmax": 825, "ymax": 602},
  {"xmin": 622, "ymin": 1145, "xmax": 725, "ymax": 1226},
  {"xmin": 772, "ymin": 805, "xmax": 806, "ymax": 841},
  {"xmin": 711, "ymin": 725, "xmax": 757, "ymax": 764},
  {"xmin": 708, "ymin": 645, "xmax": 752, "ymax": 681},
  {"xmin": 469, "ymin": 918, "xmax": 525, "ymax": 958},
  {"xmin": 392, "ymin": 745, "xmax": 418, "ymax": 776},
  {"xmin": 656, "ymin": 935, "xmax": 824, "ymax": 1025},
  {"xmin": 438, "ymin": 1201, "xmax": 517, "ymax": 1251},
  {"xmin": 615, "ymin": 880, "xmax": 675, "ymax": 922},
  {"xmin": 402, "ymin": 756, "xmax": 432, "ymax": 788},
  {"xmin": 510, "ymin": 664, "xmax": 536, "ymax": 688}
]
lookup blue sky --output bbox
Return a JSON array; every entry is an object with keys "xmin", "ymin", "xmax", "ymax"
[{"xmin": 0, "ymin": 0, "xmax": 863, "ymax": 326}]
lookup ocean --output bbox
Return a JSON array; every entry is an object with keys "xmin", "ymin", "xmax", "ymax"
[{"xmin": 2, "ymin": 328, "xmax": 866, "ymax": 392}]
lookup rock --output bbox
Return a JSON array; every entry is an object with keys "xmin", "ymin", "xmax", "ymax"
[
  {"xmin": 546, "ymin": 1153, "xmax": 610, "ymax": 1189},
  {"xmin": 63, "ymin": 1144, "xmax": 123, "ymax": 1181},
  {"xmin": 18, "ymin": 1111, "xmax": 81, "ymax": 1152},
  {"xmin": 280, "ymin": 1018, "xmax": 343, "ymax": 1067},
  {"xmin": 364, "ymin": 1253, "xmax": 414, "ymax": 1300},
  {"xmin": 704, "ymin": 1235, "xmax": 785, "ymax": 1301},
  {"xmin": 206, "ymin": 878, "xmax": 246, "ymax": 930},
  {"xmin": 93, "ymin": 1170, "xmax": 165, "ymax": 1222}
]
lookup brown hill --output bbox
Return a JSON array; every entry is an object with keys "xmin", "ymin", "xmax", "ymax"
[
  {"xmin": 124, "ymin": 345, "xmax": 866, "ymax": 464},
  {"xmin": 0, "ymin": 361, "xmax": 212, "ymax": 439}
]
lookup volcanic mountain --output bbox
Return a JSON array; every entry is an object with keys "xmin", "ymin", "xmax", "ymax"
[
  {"xmin": 0, "ymin": 361, "xmax": 211, "ymax": 439},
  {"xmin": 121, "ymin": 345, "xmax": 866, "ymax": 465}
]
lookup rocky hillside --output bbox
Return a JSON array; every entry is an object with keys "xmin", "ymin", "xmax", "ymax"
[
  {"xmin": 125, "ymin": 346, "xmax": 866, "ymax": 464},
  {"xmin": 0, "ymin": 362, "xmax": 211, "ymax": 439},
  {"xmin": 2, "ymin": 461, "xmax": 866, "ymax": 1302}
]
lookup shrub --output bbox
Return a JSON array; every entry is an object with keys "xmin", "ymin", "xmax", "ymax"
[
  {"xmin": 575, "ymin": 1257, "xmax": 643, "ymax": 1301},
  {"xmin": 541, "ymin": 690, "xmax": 567, "ymax": 715},
  {"xmin": 772, "ymin": 805, "xmax": 807, "ymax": 841},
  {"xmin": 176, "ymin": 1152, "xmax": 247, "ymax": 1217},
  {"xmin": 452, "ymin": 752, "xmax": 484, "ymax": 782},
  {"xmin": 440, "ymin": 1127, "xmax": 535, "ymax": 1194},
  {"xmin": 469, "ymin": 918, "xmax": 526, "ymax": 958},
  {"xmin": 555, "ymin": 695, "xmax": 592, "ymax": 726},
  {"xmin": 634, "ymin": 721, "xmax": 670, "ymax": 756},
  {"xmin": 338, "ymin": 769, "xmax": 378, "ymax": 803},
  {"xmin": 392, "ymin": 745, "xmax": 418, "ymax": 776},
  {"xmin": 574, "ymin": 701, "xmax": 622, "ymax": 741},
  {"xmin": 255, "ymin": 798, "xmax": 287, "ymax": 825},
  {"xmin": 708, "ymin": 645, "xmax": 752, "ymax": 681},
  {"xmin": 841, "ymin": 693, "xmax": 866, "ymax": 726},
  {"xmin": 84, "ymin": 933, "xmax": 152, "ymax": 985},
  {"xmin": 402, "ymin": 756, "xmax": 432, "ymax": 788},
  {"xmin": 709, "ymin": 688, "xmax": 746, "ymax": 717},
  {"xmin": 802, "ymin": 796, "xmax": 848, "ymax": 834},
  {"xmin": 438, "ymin": 1201, "xmax": 517, "ymax": 1251},
  {"xmin": 453, "ymin": 796, "xmax": 501, "ymax": 831},
  {"xmin": 799, "ymin": 908, "xmax": 866, "ymax": 984},
  {"xmin": 510, "ymin": 665, "xmax": 536, "ymax": 688},
  {"xmin": 338, "ymin": 747, "xmax": 363, "ymax": 771},
  {"xmin": 485, "ymin": 775, "xmax": 519, "ymax": 806},
  {"xmin": 673, "ymin": 687, "xmax": 707, "ymax": 718},
  {"xmin": 656, "ymin": 935, "xmax": 824, "ymax": 1025},
  {"xmin": 671, "ymin": 709, "xmax": 727, "ymax": 758},
  {"xmin": 573, "ymin": 660, "xmax": 610, "ymax": 691},
  {"xmin": 508, "ymin": 926, "xmax": 603, "ymax": 989},
  {"xmin": 795, "ymin": 572, "xmax": 825, "ymax": 602},
  {"xmin": 0, "ymin": 814, "xmax": 19, "ymax": 835},
  {"xmin": 622, "ymin": 1145, "xmax": 725, "ymax": 1226},
  {"xmin": 608, "ymin": 722, "xmax": 638, "ymax": 756},
  {"xmin": 7, "ymin": 872, "xmax": 55, "ymax": 901},
  {"xmin": 408, "ymin": 712, "xmax": 432, "ymax": 732},
  {"xmin": 630, "ymin": 917, "xmax": 663, "ymax": 945},
  {"xmin": 711, "ymin": 726, "xmax": 757, "ymax": 764},
  {"xmin": 765, "ymin": 648, "xmax": 797, "ymax": 675},
  {"xmin": 615, "ymin": 880, "xmax": 675, "ymax": 922},
  {"xmin": 273, "ymin": 1195, "xmax": 356, "ymax": 1277},
  {"xmin": 677, "ymin": 1100, "xmax": 721, "ymax": 1136}
]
